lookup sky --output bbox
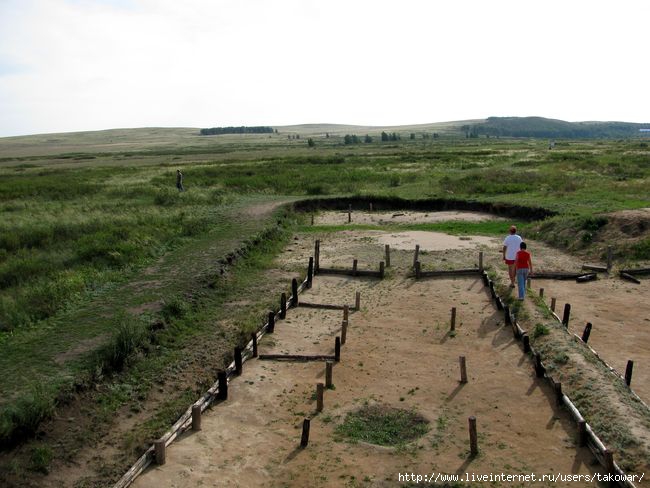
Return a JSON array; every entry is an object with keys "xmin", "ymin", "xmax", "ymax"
[{"xmin": 0, "ymin": 0, "xmax": 648, "ymax": 137}]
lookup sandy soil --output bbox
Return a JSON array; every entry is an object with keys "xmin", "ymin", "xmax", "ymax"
[
  {"xmin": 377, "ymin": 230, "xmax": 498, "ymax": 251},
  {"xmin": 315, "ymin": 210, "xmax": 505, "ymax": 226},
  {"xmin": 132, "ymin": 231, "xmax": 609, "ymax": 488}
]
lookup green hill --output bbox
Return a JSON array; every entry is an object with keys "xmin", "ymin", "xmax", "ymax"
[{"xmin": 467, "ymin": 116, "xmax": 649, "ymax": 138}]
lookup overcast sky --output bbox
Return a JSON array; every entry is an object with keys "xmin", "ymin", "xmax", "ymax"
[{"xmin": 0, "ymin": 0, "xmax": 648, "ymax": 137}]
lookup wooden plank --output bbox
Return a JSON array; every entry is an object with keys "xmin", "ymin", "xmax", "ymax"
[
  {"xmin": 582, "ymin": 264, "xmax": 607, "ymax": 272},
  {"xmin": 316, "ymin": 268, "xmax": 382, "ymax": 278},
  {"xmin": 620, "ymin": 272, "xmax": 641, "ymax": 284},
  {"xmin": 531, "ymin": 272, "xmax": 585, "ymax": 280},
  {"xmin": 576, "ymin": 273, "xmax": 597, "ymax": 283},
  {"xmin": 298, "ymin": 302, "xmax": 347, "ymax": 310},
  {"xmin": 258, "ymin": 354, "xmax": 337, "ymax": 362},
  {"xmin": 620, "ymin": 267, "xmax": 650, "ymax": 275},
  {"xmin": 418, "ymin": 269, "xmax": 480, "ymax": 277}
]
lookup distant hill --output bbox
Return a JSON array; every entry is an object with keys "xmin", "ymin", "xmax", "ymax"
[{"xmin": 466, "ymin": 116, "xmax": 649, "ymax": 139}]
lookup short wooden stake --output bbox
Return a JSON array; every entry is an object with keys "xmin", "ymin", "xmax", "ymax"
[
  {"xmin": 523, "ymin": 334, "xmax": 531, "ymax": 353},
  {"xmin": 352, "ymin": 259, "xmax": 358, "ymax": 276},
  {"xmin": 415, "ymin": 261, "xmax": 421, "ymax": 279},
  {"xmin": 459, "ymin": 356, "xmax": 468, "ymax": 383},
  {"xmin": 550, "ymin": 297, "xmax": 557, "ymax": 312},
  {"xmin": 251, "ymin": 332, "xmax": 258, "ymax": 358},
  {"xmin": 489, "ymin": 281, "xmax": 496, "ymax": 300},
  {"xmin": 314, "ymin": 240, "xmax": 320, "ymax": 273},
  {"xmin": 311, "ymin": 213, "xmax": 314, "ymax": 225},
  {"xmin": 562, "ymin": 303, "xmax": 571, "ymax": 328},
  {"xmin": 554, "ymin": 382, "xmax": 563, "ymax": 406},
  {"xmin": 478, "ymin": 251, "xmax": 483, "ymax": 271},
  {"xmin": 413, "ymin": 244, "xmax": 420, "ymax": 268},
  {"xmin": 369, "ymin": 202, "xmax": 373, "ymax": 212},
  {"xmin": 539, "ymin": 288, "xmax": 544, "ymax": 298},
  {"xmin": 535, "ymin": 353, "xmax": 545, "ymax": 378},
  {"xmin": 355, "ymin": 291, "xmax": 361, "ymax": 310},
  {"xmin": 527, "ymin": 277, "xmax": 531, "ymax": 289},
  {"xmin": 291, "ymin": 278, "xmax": 298, "ymax": 307},
  {"xmin": 300, "ymin": 418, "xmax": 311, "ymax": 447},
  {"xmin": 325, "ymin": 361, "xmax": 333, "ymax": 388},
  {"xmin": 577, "ymin": 420, "xmax": 587, "ymax": 447},
  {"xmin": 385, "ymin": 244, "xmax": 391, "ymax": 267},
  {"xmin": 379, "ymin": 261, "xmax": 385, "ymax": 279},
  {"xmin": 154, "ymin": 439, "xmax": 166, "ymax": 465},
  {"xmin": 603, "ymin": 449, "xmax": 614, "ymax": 475},
  {"xmin": 625, "ymin": 360, "xmax": 634, "ymax": 386},
  {"xmin": 192, "ymin": 404, "xmax": 202, "ymax": 431},
  {"xmin": 280, "ymin": 293, "xmax": 287, "ymax": 319},
  {"xmin": 581, "ymin": 322, "xmax": 592, "ymax": 343},
  {"xmin": 343, "ymin": 305, "xmax": 349, "ymax": 322},
  {"xmin": 341, "ymin": 320, "xmax": 348, "ymax": 345},
  {"xmin": 217, "ymin": 370, "xmax": 228, "ymax": 400},
  {"xmin": 307, "ymin": 257, "xmax": 314, "ymax": 288},
  {"xmin": 316, "ymin": 383, "xmax": 324, "ymax": 412},
  {"xmin": 267, "ymin": 311, "xmax": 275, "ymax": 333},
  {"xmin": 348, "ymin": 204, "xmax": 352, "ymax": 223},
  {"xmin": 234, "ymin": 347, "xmax": 243, "ymax": 375},
  {"xmin": 607, "ymin": 246, "xmax": 613, "ymax": 273},
  {"xmin": 335, "ymin": 337, "xmax": 341, "ymax": 362},
  {"xmin": 468, "ymin": 416, "xmax": 478, "ymax": 456},
  {"xmin": 450, "ymin": 307, "xmax": 457, "ymax": 331}
]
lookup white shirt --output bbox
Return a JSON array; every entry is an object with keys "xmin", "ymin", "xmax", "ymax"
[{"xmin": 503, "ymin": 234, "xmax": 523, "ymax": 260}]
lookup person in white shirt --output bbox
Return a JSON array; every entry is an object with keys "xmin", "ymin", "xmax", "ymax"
[{"xmin": 502, "ymin": 225, "xmax": 523, "ymax": 288}]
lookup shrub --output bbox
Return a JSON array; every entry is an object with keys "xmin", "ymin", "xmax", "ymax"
[{"xmin": 98, "ymin": 317, "xmax": 147, "ymax": 374}]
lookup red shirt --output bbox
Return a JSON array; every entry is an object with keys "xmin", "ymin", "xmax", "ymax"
[{"xmin": 515, "ymin": 250, "xmax": 531, "ymax": 269}]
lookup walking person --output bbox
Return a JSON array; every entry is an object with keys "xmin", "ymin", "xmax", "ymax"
[
  {"xmin": 502, "ymin": 225, "xmax": 522, "ymax": 288},
  {"xmin": 176, "ymin": 169, "xmax": 184, "ymax": 192},
  {"xmin": 515, "ymin": 242, "xmax": 533, "ymax": 301}
]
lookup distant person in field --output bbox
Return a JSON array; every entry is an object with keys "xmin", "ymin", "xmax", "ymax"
[
  {"xmin": 176, "ymin": 169, "xmax": 184, "ymax": 192},
  {"xmin": 515, "ymin": 242, "xmax": 533, "ymax": 301},
  {"xmin": 502, "ymin": 225, "xmax": 522, "ymax": 288}
]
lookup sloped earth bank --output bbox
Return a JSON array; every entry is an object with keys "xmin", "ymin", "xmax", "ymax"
[{"xmin": 132, "ymin": 223, "xmax": 643, "ymax": 488}]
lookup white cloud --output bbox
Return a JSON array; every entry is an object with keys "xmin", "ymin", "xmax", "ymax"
[{"xmin": 0, "ymin": 0, "xmax": 648, "ymax": 136}]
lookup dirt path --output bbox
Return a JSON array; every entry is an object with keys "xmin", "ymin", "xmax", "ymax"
[{"xmin": 132, "ymin": 230, "xmax": 610, "ymax": 487}]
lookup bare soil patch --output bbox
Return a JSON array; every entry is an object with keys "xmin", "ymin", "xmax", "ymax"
[
  {"xmin": 131, "ymin": 233, "xmax": 609, "ymax": 488},
  {"xmin": 315, "ymin": 210, "xmax": 505, "ymax": 226}
]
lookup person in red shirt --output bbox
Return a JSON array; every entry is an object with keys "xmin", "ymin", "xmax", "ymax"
[{"xmin": 515, "ymin": 242, "xmax": 533, "ymax": 301}]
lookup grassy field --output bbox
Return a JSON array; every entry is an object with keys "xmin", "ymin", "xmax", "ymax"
[{"xmin": 0, "ymin": 126, "xmax": 648, "ymax": 482}]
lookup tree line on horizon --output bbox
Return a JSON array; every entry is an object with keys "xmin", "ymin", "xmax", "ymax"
[{"xmin": 199, "ymin": 126, "xmax": 275, "ymax": 136}]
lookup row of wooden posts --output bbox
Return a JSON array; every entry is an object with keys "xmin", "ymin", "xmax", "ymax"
[{"xmin": 482, "ymin": 271, "xmax": 637, "ymax": 487}]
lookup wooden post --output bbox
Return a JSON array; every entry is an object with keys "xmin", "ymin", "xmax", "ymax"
[
  {"xmin": 550, "ymin": 297, "xmax": 557, "ymax": 312},
  {"xmin": 352, "ymin": 259, "xmax": 358, "ymax": 277},
  {"xmin": 468, "ymin": 416, "xmax": 478, "ymax": 456},
  {"xmin": 280, "ymin": 293, "xmax": 287, "ymax": 319},
  {"xmin": 523, "ymin": 334, "xmax": 531, "ymax": 353},
  {"xmin": 554, "ymin": 382, "xmax": 563, "ymax": 406},
  {"xmin": 607, "ymin": 246, "xmax": 613, "ymax": 273},
  {"xmin": 251, "ymin": 332, "xmax": 258, "ymax": 358},
  {"xmin": 577, "ymin": 420, "xmax": 587, "ymax": 447},
  {"xmin": 314, "ymin": 240, "xmax": 320, "ymax": 273},
  {"xmin": 489, "ymin": 281, "xmax": 496, "ymax": 300},
  {"xmin": 355, "ymin": 291, "xmax": 361, "ymax": 310},
  {"xmin": 478, "ymin": 251, "xmax": 483, "ymax": 271},
  {"xmin": 504, "ymin": 305, "xmax": 511, "ymax": 325},
  {"xmin": 348, "ymin": 204, "xmax": 352, "ymax": 223},
  {"xmin": 535, "ymin": 353, "xmax": 544, "ymax": 378},
  {"xmin": 316, "ymin": 383, "xmax": 324, "ymax": 412},
  {"xmin": 335, "ymin": 337, "xmax": 341, "ymax": 362},
  {"xmin": 267, "ymin": 311, "xmax": 275, "ymax": 333},
  {"xmin": 343, "ymin": 305, "xmax": 349, "ymax": 322},
  {"xmin": 415, "ymin": 261, "xmax": 421, "ymax": 279},
  {"xmin": 581, "ymin": 322, "xmax": 592, "ymax": 343},
  {"xmin": 459, "ymin": 356, "xmax": 467, "ymax": 383},
  {"xmin": 325, "ymin": 361, "xmax": 333, "ymax": 388},
  {"xmin": 379, "ymin": 261, "xmax": 385, "ymax": 279},
  {"xmin": 625, "ymin": 360, "xmax": 634, "ymax": 386},
  {"xmin": 527, "ymin": 277, "xmax": 531, "ymax": 289},
  {"xmin": 217, "ymin": 370, "xmax": 228, "ymax": 400},
  {"xmin": 311, "ymin": 213, "xmax": 314, "ymax": 225},
  {"xmin": 234, "ymin": 347, "xmax": 243, "ymax": 375},
  {"xmin": 562, "ymin": 303, "xmax": 571, "ymax": 328},
  {"xmin": 413, "ymin": 244, "xmax": 420, "ymax": 268},
  {"xmin": 154, "ymin": 439, "xmax": 166, "ymax": 465},
  {"xmin": 341, "ymin": 320, "xmax": 348, "ymax": 345},
  {"xmin": 450, "ymin": 307, "xmax": 457, "ymax": 331},
  {"xmin": 385, "ymin": 244, "xmax": 391, "ymax": 267},
  {"xmin": 603, "ymin": 449, "xmax": 614, "ymax": 476},
  {"xmin": 192, "ymin": 405, "xmax": 202, "ymax": 431},
  {"xmin": 539, "ymin": 288, "xmax": 544, "ymax": 298},
  {"xmin": 300, "ymin": 418, "xmax": 311, "ymax": 448},
  {"xmin": 307, "ymin": 257, "xmax": 314, "ymax": 288},
  {"xmin": 369, "ymin": 202, "xmax": 373, "ymax": 212},
  {"xmin": 291, "ymin": 278, "xmax": 298, "ymax": 307}
]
